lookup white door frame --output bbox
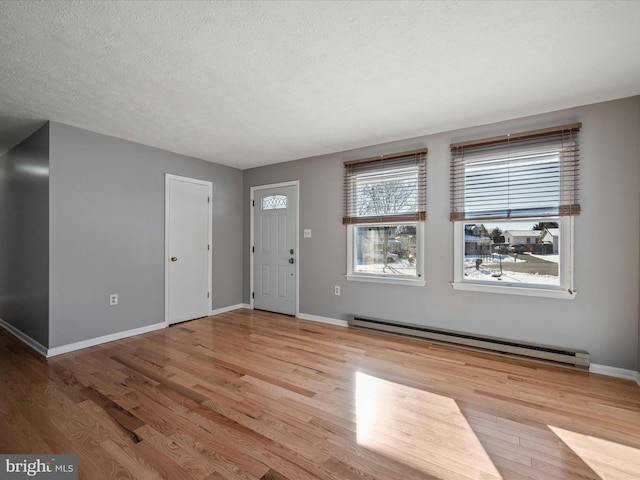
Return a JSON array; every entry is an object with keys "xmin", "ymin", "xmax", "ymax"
[
  {"xmin": 250, "ymin": 180, "xmax": 300, "ymax": 316},
  {"xmin": 165, "ymin": 174, "xmax": 213, "ymax": 325}
]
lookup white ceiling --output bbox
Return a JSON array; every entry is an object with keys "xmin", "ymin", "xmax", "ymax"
[{"xmin": 1, "ymin": 1, "xmax": 639, "ymax": 170}]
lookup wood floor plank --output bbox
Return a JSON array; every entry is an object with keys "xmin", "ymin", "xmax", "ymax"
[
  {"xmin": 134, "ymin": 424, "xmax": 219, "ymax": 479},
  {"xmin": 1, "ymin": 308, "xmax": 639, "ymax": 480}
]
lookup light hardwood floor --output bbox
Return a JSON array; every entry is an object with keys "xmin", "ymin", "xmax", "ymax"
[{"xmin": 1, "ymin": 309, "xmax": 639, "ymax": 480}]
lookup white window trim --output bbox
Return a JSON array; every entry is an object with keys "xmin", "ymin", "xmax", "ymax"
[
  {"xmin": 346, "ymin": 222, "xmax": 426, "ymax": 287},
  {"xmin": 452, "ymin": 217, "xmax": 576, "ymax": 299}
]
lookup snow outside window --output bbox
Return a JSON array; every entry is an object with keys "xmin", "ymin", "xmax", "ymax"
[
  {"xmin": 449, "ymin": 124, "xmax": 580, "ymax": 299},
  {"xmin": 453, "ymin": 218, "xmax": 574, "ymax": 298}
]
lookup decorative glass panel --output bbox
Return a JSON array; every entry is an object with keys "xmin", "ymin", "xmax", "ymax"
[{"xmin": 261, "ymin": 194, "xmax": 287, "ymax": 210}]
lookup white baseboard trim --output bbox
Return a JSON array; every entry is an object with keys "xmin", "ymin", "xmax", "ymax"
[
  {"xmin": 297, "ymin": 312, "xmax": 349, "ymax": 328},
  {"xmin": 589, "ymin": 363, "xmax": 640, "ymax": 385},
  {"xmin": 5, "ymin": 314, "xmax": 639, "ymax": 387},
  {"xmin": 2, "ymin": 303, "xmax": 252, "ymax": 358},
  {"xmin": 0, "ymin": 317, "xmax": 48, "ymax": 356},
  {"xmin": 47, "ymin": 322, "xmax": 166, "ymax": 357},
  {"xmin": 209, "ymin": 303, "xmax": 250, "ymax": 316}
]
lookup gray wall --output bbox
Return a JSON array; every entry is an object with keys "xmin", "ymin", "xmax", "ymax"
[
  {"xmin": 49, "ymin": 123, "xmax": 243, "ymax": 348},
  {"xmin": 0, "ymin": 123, "xmax": 50, "ymax": 347},
  {"xmin": 244, "ymin": 96, "xmax": 640, "ymax": 370}
]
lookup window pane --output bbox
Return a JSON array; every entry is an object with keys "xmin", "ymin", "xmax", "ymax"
[
  {"xmin": 344, "ymin": 150, "xmax": 427, "ymax": 224},
  {"xmin": 354, "ymin": 224, "xmax": 417, "ymax": 277},
  {"xmin": 354, "ymin": 167, "xmax": 419, "ymax": 216},
  {"xmin": 463, "ymin": 220, "xmax": 559, "ymax": 286}
]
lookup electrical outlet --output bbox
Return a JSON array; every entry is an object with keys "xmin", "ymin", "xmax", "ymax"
[
  {"xmin": 109, "ymin": 294, "xmax": 118, "ymax": 306},
  {"xmin": 334, "ymin": 286, "xmax": 340, "ymax": 296},
  {"xmin": 304, "ymin": 229, "xmax": 312, "ymax": 238}
]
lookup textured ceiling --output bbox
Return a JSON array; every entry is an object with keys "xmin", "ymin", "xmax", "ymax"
[{"xmin": 1, "ymin": 1, "xmax": 639, "ymax": 169}]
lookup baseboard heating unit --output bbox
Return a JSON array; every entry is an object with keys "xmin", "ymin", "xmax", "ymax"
[{"xmin": 347, "ymin": 315, "xmax": 590, "ymax": 369}]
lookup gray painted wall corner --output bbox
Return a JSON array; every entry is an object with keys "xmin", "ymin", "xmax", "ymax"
[{"xmin": 0, "ymin": 122, "xmax": 50, "ymax": 347}]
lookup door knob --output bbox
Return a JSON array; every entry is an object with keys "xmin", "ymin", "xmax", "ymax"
[
  {"xmin": 289, "ymin": 258, "xmax": 294, "ymax": 264},
  {"xmin": 171, "ymin": 256, "xmax": 178, "ymax": 262}
]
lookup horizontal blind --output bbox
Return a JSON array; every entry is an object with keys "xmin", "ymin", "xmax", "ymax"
[
  {"xmin": 450, "ymin": 124, "xmax": 580, "ymax": 221},
  {"xmin": 343, "ymin": 149, "xmax": 427, "ymax": 225}
]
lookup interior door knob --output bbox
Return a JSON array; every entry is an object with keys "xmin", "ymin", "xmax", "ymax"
[
  {"xmin": 289, "ymin": 258, "xmax": 295, "ymax": 264},
  {"xmin": 171, "ymin": 256, "xmax": 178, "ymax": 262}
]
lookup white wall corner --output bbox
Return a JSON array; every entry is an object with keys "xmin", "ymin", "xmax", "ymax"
[
  {"xmin": 0, "ymin": 317, "xmax": 48, "ymax": 356},
  {"xmin": 46, "ymin": 322, "xmax": 166, "ymax": 357},
  {"xmin": 297, "ymin": 312, "xmax": 349, "ymax": 328}
]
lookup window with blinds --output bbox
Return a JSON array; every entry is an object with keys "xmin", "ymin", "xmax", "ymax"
[
  {"xmin": 343, "ymin": 148, "xmax": 427, "ymax": 284},
  {"xmin": 343, "ymin": 149, "xmax": 427, "ymax": 225},
  {"xmin": 450, "ymin": 124, "xmax": 580, "ymax": 221},
  {"xmin": 450, "ymin": 123, "xmax": 580, "ymax": 297}
]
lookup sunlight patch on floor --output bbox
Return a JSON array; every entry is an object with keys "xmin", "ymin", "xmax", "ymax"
[
  {"xmin": 549, "ymin": 426, "xmax": 640, "ymax": 480},
  {"xmin": 355, "ymin": 371, "xmax": 502, "ymax": 480}
]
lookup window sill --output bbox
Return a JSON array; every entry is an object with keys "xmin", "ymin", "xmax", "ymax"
[
  {"xmin": 346, "ymin": 274, "xmax": 425, "ymax": 287},
  {"xmin": 452, "ymin": 282, "xmax": 576, "ymax": 299}
]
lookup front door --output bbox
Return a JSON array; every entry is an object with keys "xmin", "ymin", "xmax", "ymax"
[
  {"xmin": 253, "ymin": 184, "xmax": 297, "ymax": 315},
  {"xmin": 166, "ymin": 174, "xmax": 212, "ymax": 325}
]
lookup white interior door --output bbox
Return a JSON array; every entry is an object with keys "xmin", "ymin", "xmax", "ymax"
[
  {"xmin": 253, "ymin": 184, "xmax": 297, "ymax": 315},
  {"xmin": 166, "ymin": 174, "xmax": 212, "ymax": 325}
]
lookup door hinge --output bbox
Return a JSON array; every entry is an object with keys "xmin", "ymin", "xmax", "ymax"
[
  {"xmin": 208, "ymin": 196, "xmax": 210, "ymax": 203},
  {"xmin": 252, "ymin": 292, "xmax": 255, "ymax": 299},
  {"xmin": 207, "ymin": 292, "xmax": 210, "ymax": 298},
  {"xmin": 208, "ymin": 244, "xmax": 210, "ymax": 251},
  {"xmin": 252, "ymin": 200, "xmax": 255, "ymax": 207},
  {"xmin": 252, "ymin": 246, "xmax": 254, "ymax": 253}
]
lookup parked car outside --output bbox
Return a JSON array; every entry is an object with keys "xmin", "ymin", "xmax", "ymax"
[{"xmin": 509, "ymin": 244, "xmax": 526, "ymax": 254}]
